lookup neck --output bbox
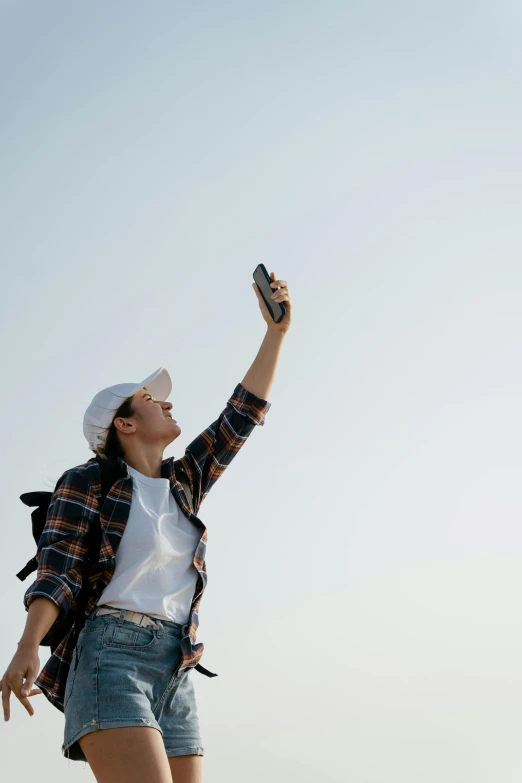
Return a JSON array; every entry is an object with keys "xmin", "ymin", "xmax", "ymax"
[{"xmin": 122, "ymin": 452, "xmax": 164, "ymax": 479}]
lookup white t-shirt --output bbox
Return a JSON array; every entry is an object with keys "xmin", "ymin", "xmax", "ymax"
[{"xmin": 96, "ymin": 464, "xmax": 201, "ymax": 624}]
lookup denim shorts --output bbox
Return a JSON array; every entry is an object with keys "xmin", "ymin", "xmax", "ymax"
[{"xmin": 62, "ymin": 605, "xmax": 204, "ymax": 762}]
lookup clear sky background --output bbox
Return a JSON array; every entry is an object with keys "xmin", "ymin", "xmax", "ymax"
[{"xmin": 1, "ymin": 2, "xmax": 522, "ymax": 781}]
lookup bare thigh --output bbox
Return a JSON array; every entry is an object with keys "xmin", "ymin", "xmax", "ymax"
[
  {"xmin": 168, "ymin": 754, "xmax": 202, "ymax": 783},
  {"xmin": 78, "ymin": 726, "xmax": 172, "ymax": 783}
]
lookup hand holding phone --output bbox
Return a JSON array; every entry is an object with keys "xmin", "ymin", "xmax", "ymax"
[{"xmin": 252, "ymin": 263, "xmax": 286, "ymax": 325}]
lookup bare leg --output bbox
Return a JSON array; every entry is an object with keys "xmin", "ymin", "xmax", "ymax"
[
  {"xmin": 168, "ymin": 754, "xmax": 203, "ymax": 783},
  {"xmin": 78, "ymin": 725, "xmax": 172, "ymax": 783}
]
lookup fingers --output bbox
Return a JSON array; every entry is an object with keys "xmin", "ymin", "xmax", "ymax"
[
  {"xmin": 269, "ymin": 280, "xmax": 289, "ymax": 303},
  {"xmin": 252, "ymin": 276, "xmax": 291, "ymax": 318},
  {"xmin": 2, "ymin": 676, "xmax": 38, "ymax": 721},
  {"xmin": 270, "ymin": 290, "xmax": 289, "ymax": 302},
  {"xmin": 16, "ymin": 687, "xmax": 36, "ymax": 718},
  {"xmin": 19, "ymin": 676, "xmax": 37, "ymax": 715},
  {"xmin": 19, "ymin": 691, "xmax": 35, "ymax": 717},
  {"xmin": 2, "ymin": 677, "xmax": 11, "ymax": 721},
  {"xmin": 252, "ymin": 278, "xmax": 289, "ymax": 297}
]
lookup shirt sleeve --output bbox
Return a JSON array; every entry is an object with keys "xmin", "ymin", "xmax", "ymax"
[
  {"xmin": 23, "ymin": 468, "xmax": 99, "ymax": 624},
  {"xmin": 173, "ymin": 382, "xmax": 271, "ymax": 511}
]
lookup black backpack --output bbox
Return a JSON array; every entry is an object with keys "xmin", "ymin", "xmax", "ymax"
[{"xmin": 17, "ymin": 455, "xmax": 194, "ymax": 655}]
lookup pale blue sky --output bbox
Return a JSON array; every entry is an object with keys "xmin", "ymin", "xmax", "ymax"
[{"xmin": 2, "ymin": 2, "xmax": 522, "ymax": 781}]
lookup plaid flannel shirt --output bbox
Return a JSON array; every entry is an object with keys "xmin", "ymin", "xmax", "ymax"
[{"xmin": 23, "ymin": 382, "xmax": 271, "ymax": 713}]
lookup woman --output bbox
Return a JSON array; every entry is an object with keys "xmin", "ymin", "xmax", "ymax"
[{"xmin": 1, "ymin": 274, "xmax": 291, "ymax": 783}]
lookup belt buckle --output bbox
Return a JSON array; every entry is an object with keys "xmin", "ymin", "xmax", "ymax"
[
  {"xmin": 137, "ymin": 613, "xmax": 149, "ymax": 628},
  {"xmin": 128, "ymin": 610, "xmax": 157, "ymax": 630},
  {"xmin": 127, "ymin": 610, "xmax": 141, "ymax": 626}
]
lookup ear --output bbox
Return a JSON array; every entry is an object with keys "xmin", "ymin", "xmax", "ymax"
[{"xmin": 113, "ymin": 417, "xmax": 132, "ymax": 434}]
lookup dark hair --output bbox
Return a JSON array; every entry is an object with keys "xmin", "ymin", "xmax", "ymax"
[{"xmin": 92, "ymin": 395, "xmax": 135, "ymax": 461}]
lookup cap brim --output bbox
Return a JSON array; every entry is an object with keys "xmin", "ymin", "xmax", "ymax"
[{"xmin": 139, "ymin": 366, "xmax": 172, "ymax": 402}]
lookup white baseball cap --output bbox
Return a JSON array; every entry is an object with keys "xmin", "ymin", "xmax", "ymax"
[{"xmin": 83, "ymin": 366, "xmax": 172, "ymax": 453}]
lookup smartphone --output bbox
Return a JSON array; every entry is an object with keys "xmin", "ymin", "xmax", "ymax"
[{"xmin": 253, "ymin": 263, "xmax": 286, "ymax": 324}]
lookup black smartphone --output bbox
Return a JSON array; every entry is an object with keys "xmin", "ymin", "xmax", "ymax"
[{"xmin": 253, "ymin": 263, "xmax": 286, "ymax": 324}]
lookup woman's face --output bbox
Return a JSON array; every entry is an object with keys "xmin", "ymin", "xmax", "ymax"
[{"xmin": 114, "ymin": 386, "xmax": 181, "ymax": 445}]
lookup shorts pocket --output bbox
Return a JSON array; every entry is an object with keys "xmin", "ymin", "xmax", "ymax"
[{"xmin": 104, "ymin": 619, "xmax": 159, "ymax": 650}]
